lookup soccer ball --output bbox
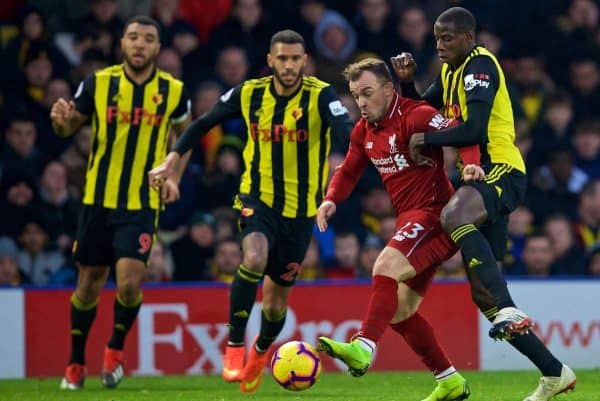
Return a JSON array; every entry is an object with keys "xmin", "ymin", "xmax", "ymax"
[{"xmin": 271, "ymin": 341, "xmax": 322, "ymax": 391}]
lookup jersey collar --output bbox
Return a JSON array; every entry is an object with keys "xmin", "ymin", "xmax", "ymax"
[
  {"xmin": 269, "ymin": 75, "xmax": 303, "ymax": 99},
  {"xmin": 122, "ymin": 64, "xmax": 157, "ymax": 87}
]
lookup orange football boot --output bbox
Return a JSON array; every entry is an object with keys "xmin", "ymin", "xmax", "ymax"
[
  {"xmin": 222, "ymin": 345, "xmax": 245, "ymax": 382},
  {"xmin": 60, "ymin": 363, "xmax": 86, "ymax": 390},
  {"xmin": 240, "ymin": 337, "xmax": 270, "ymax": 393}
]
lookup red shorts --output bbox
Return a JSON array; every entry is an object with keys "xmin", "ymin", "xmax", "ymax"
[{"xmin": 386, "ymin": 208, "xmax": 457, "ymax": 295}]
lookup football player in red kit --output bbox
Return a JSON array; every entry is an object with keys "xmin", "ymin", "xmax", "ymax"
[{"xmin": 316, "ymin": 58, "xmax": 483, "ymax": 401}]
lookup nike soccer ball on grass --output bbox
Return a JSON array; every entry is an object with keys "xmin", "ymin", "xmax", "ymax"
[{"xmin": 271, "ymin": 341, "xmax": 322, "ymax": 391}]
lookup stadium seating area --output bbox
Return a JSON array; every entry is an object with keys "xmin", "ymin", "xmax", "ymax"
[{"xmin": 0, "ymin": 0, "xmax": 598, "ymax": 286}]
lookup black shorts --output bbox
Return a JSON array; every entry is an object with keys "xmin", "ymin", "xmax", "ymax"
[
  {"xmin": 467, "ymin": 164, "xmax": 527, "ymax": 261},
  {"xmin": 73, "ymin": 205, "xmax": 158, "ymax": 266},
  {"xmin": 237, "ymin": 196, "xmax": 314, "ymax": 287}
]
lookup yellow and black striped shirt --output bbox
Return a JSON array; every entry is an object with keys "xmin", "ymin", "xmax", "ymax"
[
  {"xmin": 408, "ymin": 46, "xmax": 526, "ymax": 174},
  {"xmin": 173, "ymin": 76, "xmax": 351, "ymax": 218},
  {"xmin": 74, "ymin": 65, "xmax": 190, "ymax": 210}
]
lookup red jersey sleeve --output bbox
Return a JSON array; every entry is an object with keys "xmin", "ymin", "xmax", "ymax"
[
  {"xmin": 407, "ymin": 104, "xmax": 480, "ymax": 166},
  {"xmin": 324, "ymin": 121, "xmax": 370, "ymax": 205}
]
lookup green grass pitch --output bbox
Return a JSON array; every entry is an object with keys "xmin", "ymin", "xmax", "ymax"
[{"xmin": 2, "ymin": 370, "xmax": 599, "ymax": 401}]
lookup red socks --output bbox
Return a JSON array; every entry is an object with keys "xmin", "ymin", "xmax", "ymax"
[
  {"xmin": 359, "ymin": 275, "xmax": 398, "ymax": 342},
  {"xmin": 390, "ymin": 312, "xmax": 452, "ymax": 375}
]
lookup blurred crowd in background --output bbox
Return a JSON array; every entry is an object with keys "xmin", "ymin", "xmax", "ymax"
[{"xmin": 0, "ymin": 0, "xmax": 599, "ymax": 287}]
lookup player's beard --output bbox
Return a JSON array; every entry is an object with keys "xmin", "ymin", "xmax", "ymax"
[
  {"xmin": 273, "ymin": 66, "xmax": 304, "ymax": 89},
  {"xmin": 124, "ymin": 53, "xmax": 154, "ymax": 73}
]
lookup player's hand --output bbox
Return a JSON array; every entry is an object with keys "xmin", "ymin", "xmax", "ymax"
[
  {"xmin": 408, "ymin": 133, "xmax": 433, "ymax": 167},
  {"xmin": 462, "ymin": 164, "xmax": 486, "ymax": 182},
  {"xmin": 50, "ymin": 98, "xmax": 76, "ymax": 127},
  {"xmin": 160, "ymin": 178, "xmax": 181, "ymax": 204},
  {"xmin": 148, "ymin": 152, "xmax": 180, "ymax": 190},
  {"xmin": 316, "ymin": 201, "xmax": 336, "ymax": 232},
  {"xmin": 390, "ymin": 52, "xmax": 417, "ymax": 83}
]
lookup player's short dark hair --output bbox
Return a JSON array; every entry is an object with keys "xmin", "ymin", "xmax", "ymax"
[
  {"xmin": 123, "ymin": 15, "xmax": 161, "ymax": 38},
  {"xmin": 270, "ymin": 29, "xmax": 305, "ymax": 50},
  {"xmin": 343, "ymin": 58, "xmax": 392, "ymax": 84},
  {"xmin": 437, "ymin": 7, "xmax": 476, "ymax": 33}
]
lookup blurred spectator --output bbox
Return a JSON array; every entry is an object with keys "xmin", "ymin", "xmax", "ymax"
[
  {"xmin": 192, "ymin": 81, "xmax": 225, "ymax": 170},
  {"xmin": 209, "ymin": 0, "xmax": 272, "ymax": 74},
  {"xmin": 506, "ymin": 205, "xmax": 534, "ymax": 269},
  {"xmin": 3, "ymin": 6, "xmax": 70, "ymax": 87},
  {"xmin": 574, "ymin": 179, "xmax": 600, "ymax": 250},
  {"xmin": 211, "ymin": 237, "xmax": 242, "ymax": 283},
  {"xmin": 569, "ymin": 58, "xmax": 600, "ymax": 119},
  {"xmin": 215, "ymin": 46, "xmax": 250, "ymax": 89},
  {"xmin": 326, "ymin": 231, "xmax": 360, "ymax": 278},
  {"xmin": 170, "ymin": 22, "xmax": 210, "ymax": 90},
  {"xmin": 357, "ymin": 235, "xmax": 382, "ymax": 278},
  {"xmin": 586, "ymin": 244, "xmax": 600, "ymax": 275},
  {"xmin": 512, "ymin": 55, "xmax": 555, "ymax": 126},
  {"xmin": 354, "ymin": 0, "xmax": 396, "ymax": 60},
  {"xmin": 37, "ymin": 160, "xmax": 80, "ymax": 252},
  {"xmin": 34, "ymin": 78, "xmax": 74, "ymax": 158},
  {"xmin": 508, "ymin": 233, "xmax": 557, "ymax": 277},
  {"xmin": 571, "ymin": 120, "xmax": 600, "ymax": 178},
  {"xmin": 150, "ymin": 0, "xmax": 190, "ymax": 45},
  {"xmin": 0, "ymin": 236, "xmax": 29, "ymax": 286},
  {"xmin": 17, "ymin": 219, "xmax": 66, "ymax": 286},
  {"xmin": 69, "ymin": 48, "xmax": 110, "ymax": 89},
  {"xmin": 212, "ymin": 207, "xmax": 238, "ymax": 242},
  {"xmin": 291, "ymin": 0, "xmax": 327, "ymax": 54},
  {"xmin": 529, "ymin": 91, "xmax": 575, "ymax": 169},
  {"xmin": 60, "ymin": 125, "xmax": 91, "ymax": 198},
  {"xmin": 78, "ymin": 0, "xmax": 123, "ymax": 47},
  {"xmin": 299, "ymin": 237, "xmax": 324, "ymax": 281},
  {"xmin": 360, "ymin": 187, "xmax": 393, "ymax": 235},
  {"xmin": 544, "ymin": 214, "xmax": 586, "ymax": 275},
  {"xmin": 170, "ymin": 212, "xmax": 216, "ymax": 281},
  {"xmin": 144, "ymin": 240, "xmax": 172, "ymax": 282},
  {"xmin": 1, "ymin": 115, "xmax": 45, "ymax": 178},
  {"xmin": 0, "ymin": 168, "xmax": 39, "ymax": 239},
  {"xmin": 528, "ymin": 148, "xmax": 588, "ymax": 221},
  {"xmin": 313, "ymin": 10, "xmax": 358, "ymax": 89},
  {"xmin": 395, "ymin": 5, "xmax": 436, "ymax": 84},
  {"xmin": 477, "ymin": 28, "xmax": 503, "ymax": 56},
  {"xmin": 156, "ymin": 47, "xmax": 182, "ymax": 78},
  {"xmin": 544, "ymin": 0, "xmax": 600, "ymax": 87},
  {"xmin": 197, "ymin": 137, "xmax": 243, "ymax": 211}
]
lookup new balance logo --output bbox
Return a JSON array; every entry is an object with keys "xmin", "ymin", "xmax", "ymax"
[{"xmin": 365, "ymin": 141, "xmax": 373, "ymax": 149}]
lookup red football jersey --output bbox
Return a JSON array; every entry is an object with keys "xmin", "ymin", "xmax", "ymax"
[{"xmin": 326, "ymin": 94, "xmax": 478, "ymax": 214}]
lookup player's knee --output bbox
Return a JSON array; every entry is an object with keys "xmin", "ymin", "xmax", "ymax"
[
  {"xmin": 441, "ymin": 199, "xmax": 469, "ymax": 232},
  {"xmin": 117, "ymin": 281, "xmax": 141, "ymax": 304},
  {"xmin": 242, "ymin": 249, "xmax": 268, "ymax": 272},
  {"xmin": 372, "ymin": 254, "xmax": 413, "ymax": 282},
  {"xmin": 262, "ymin": 303, "xmax": 286, "ymax": 320}
]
